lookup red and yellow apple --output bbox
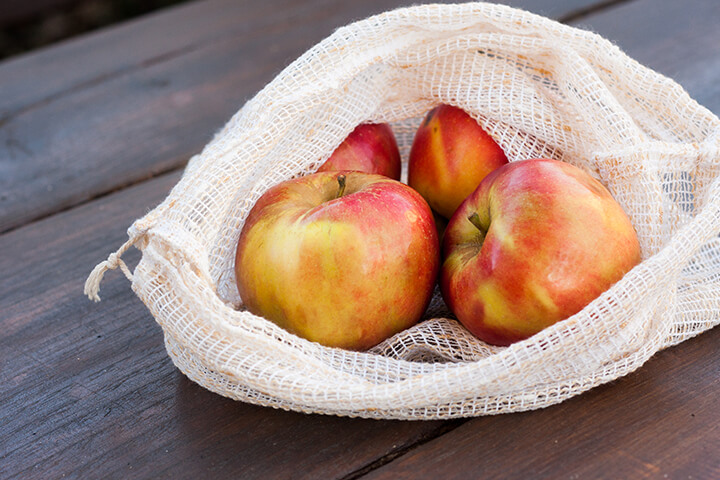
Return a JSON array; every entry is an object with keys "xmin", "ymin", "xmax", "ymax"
[
  {"xmin": 408, "ymin": 104, "xmax": 508, "ymax": 219},
  {"xmin": 440, "ymin": 158, "xmax": 641, "ymax": 346},
  {"xmin": 317, "ymin": 123, "xmax": 401, "ymax": 180},
  {"xmin": 235, "ymin": 171, "xmax": 439, "ymax": 350}
]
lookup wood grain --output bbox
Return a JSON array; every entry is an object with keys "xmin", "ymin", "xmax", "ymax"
[
  {"xmin": 0, "ymin": 0, "xmax": 301, "ymax": 116},
  {"xmin": 0, "ymin": 0, "xmax": 608, "ymax": 234}
]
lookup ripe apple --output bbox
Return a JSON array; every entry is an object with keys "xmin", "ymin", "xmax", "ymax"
[
  {"xmin": 235, "ymin": 171, "xmax": 439, "ymax": 350},
  {"xmin": 440, "ymin": 159, "xmax": 642, "ymax": 346},
  {"xmin": 408, "ymin": 104, "xmax": 508, "ymax": 219},
  {"xmin": 317, "ymin": 123, "xmax": 401, "ymax": 180}
]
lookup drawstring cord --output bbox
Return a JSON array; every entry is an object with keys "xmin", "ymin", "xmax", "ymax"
[{"xmin": 84, "ymin": 237, "xmax": 137, "ymax": 302}]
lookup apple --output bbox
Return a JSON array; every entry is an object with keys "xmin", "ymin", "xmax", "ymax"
[
  {"xmin": 440, "ymin": 159, "xmax": 641, "ymax": 346},
  {"xmin": 317, "ymin": 123, "xmax": 401, "ymax": 180},
  {"xmin": 235, "ymin": 171, "xmax": 439, "ymax": 350},
  {"xmin": 408, "ymin": 104, "xmax": 508, "ymax": 219}
]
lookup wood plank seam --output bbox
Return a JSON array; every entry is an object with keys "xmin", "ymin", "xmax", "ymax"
[
  {"xmin": 0, "ymin": 162, "xmax": 183, "ymax": 235},
  {"xmin": 339, "ymin": 419, "xmax": 467, "ymax": 480},
  {"xmin": 0, "ymin": 41, "xmax": 208, "ymax": 128},
  {"xmin": 557, "ymin": 0, "xmax": 637, "ymax": 23}
]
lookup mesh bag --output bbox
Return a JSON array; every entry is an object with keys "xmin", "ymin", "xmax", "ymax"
[{"xmin": 85, "ymin": 2, "xmax": 720, "ymax": 419}]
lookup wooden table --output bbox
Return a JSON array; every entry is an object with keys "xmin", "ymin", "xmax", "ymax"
[{"xmin": 2, "ymin": 0, "xmax": 719, "ymax": 478}]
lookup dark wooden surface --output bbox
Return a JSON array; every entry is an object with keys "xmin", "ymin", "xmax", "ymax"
[{"xmin": 1, "ymin": 0, "xmax": 718, "ymax": 478}]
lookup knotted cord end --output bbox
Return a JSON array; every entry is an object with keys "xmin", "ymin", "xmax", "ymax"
[{"xmin": 84, "ymin": 237, "xmax": 137, "ymax": 302}]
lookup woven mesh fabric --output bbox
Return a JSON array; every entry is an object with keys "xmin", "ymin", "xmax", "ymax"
[{"xmin": 115, "ymin": 2, "xmax": 719, "ymax": 419}]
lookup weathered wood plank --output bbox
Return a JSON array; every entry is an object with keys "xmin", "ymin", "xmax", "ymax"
[
  {"xmin": 0, "ymin": 0, "xmax": 270, "ymax": 115},
  {"xmin": 0, "ymin": 171, "xmax": 453, "ymax": 479},
  {"xmin": 0, "ymin": 0, "xmax": 609, "ymax": 234}
]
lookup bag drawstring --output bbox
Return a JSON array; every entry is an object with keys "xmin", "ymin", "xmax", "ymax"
[{"xmin": 84, "ymin": 237, "xmax": 137, "ymax": 302}]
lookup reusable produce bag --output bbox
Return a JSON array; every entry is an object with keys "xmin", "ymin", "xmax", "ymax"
[{"xmin": 86, "ymin": 2, "xmax": 720, "ymax": 419}]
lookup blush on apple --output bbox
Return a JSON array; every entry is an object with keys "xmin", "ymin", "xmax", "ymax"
[
  {"xmin": 440, "ymin": 159, "xmax": 642, "ymax": 346},
  {"xmin": 235, "ymin": 171, "xmax": 439, "ymax": 350},
  {"xmin": 408, "ymin": 104, "xmax": 508, "ymax": 219},
  {"xmin": 317, "ymin": 123, "xmax": 401, "ymax": 180}
]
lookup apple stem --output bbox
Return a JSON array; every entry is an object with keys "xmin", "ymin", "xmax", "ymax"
[
  {"xmin": 336, "ymin": 174, "xmax": 347, "ymax": 199},
  {"xmin": 467, "ymin": 212, "xmax": 484, "ymax": 232}
]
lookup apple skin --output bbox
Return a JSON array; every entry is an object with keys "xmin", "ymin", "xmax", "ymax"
[
  {"xmin": 408, "ymin": 104, "xmax": 508, "ymax": 219},
  {"xmin": 440, "ymin": 159, "xmax": 642, "ymax": 346},
  {"xmin": 317, "ymin": 123, "xmax": 401, "ymax": 180},
  {"xmin": 235, "ymin": 171, "xmax": 439, "ymax": 351}
]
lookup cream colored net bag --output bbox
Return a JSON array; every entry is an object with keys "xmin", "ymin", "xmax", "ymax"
[{"xmin": 85, "ymin": 2, "xmax": 720, "ymax": 419}]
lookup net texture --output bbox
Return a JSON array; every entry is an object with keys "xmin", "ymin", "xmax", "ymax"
[{"xmin": 87, "ymin": 2, "xmax": 720, "ymax": 419}]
